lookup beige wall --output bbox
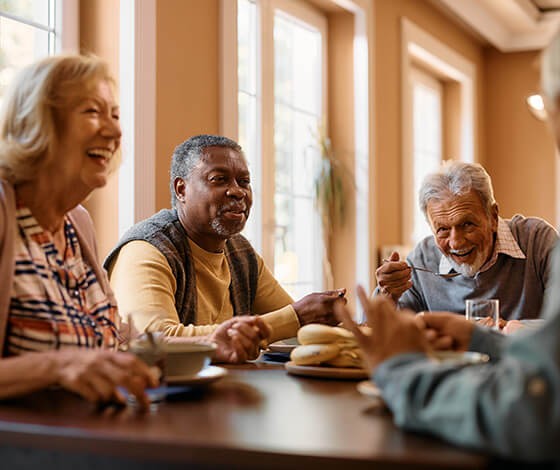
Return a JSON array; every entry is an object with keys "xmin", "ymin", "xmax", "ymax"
[
  {"xmin": 373, "ymin": 0, "xmax": 486, "ymax": 256},
  {"xmin": 443, "ymin": 80, "xmax": 462, "ymax": 162},
  {"xmin": 155, "ymin": 0, "xmax": 220, "ymax": 211},
  {"xmin": 327, "ymin": 11, "xmax": 356, "ymax": 307},
  {"xmin": 79, "ymin": 0, "xmax": 120, "ymax": 260},
  {"xmin": 484, "ymin": 48, "xmax": 557, "ymax": 224}
]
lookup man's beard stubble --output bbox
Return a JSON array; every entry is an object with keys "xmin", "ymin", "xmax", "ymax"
[
  {"xmin": 210, "ymin": 202, "xmax": 250, "ymax": 237},
  {"xmin": 210, "ymin": 216, "xmax": 246, "ymax": 237}
]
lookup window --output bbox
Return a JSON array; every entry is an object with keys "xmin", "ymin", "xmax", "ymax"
[
  {"xmin": 411, "ymin": 67, "xmax": 442, "ymax": 243},
  {"xmin": 0, "ymin": 0, "xmax": 77, "ymax": 103},
  {"xmin": 401, "ymin": 18, "xmax": 476, "ymax": 246},
  {"xmin": 237, "ymin": 0, "xmax": 327, "ymax": 298},
  {"xmin": 0, "ymin": 0, "xmax": 55, "ymax": 100},
  {"xmin": 237, "ymin": 0, "xmax": 260, "ymax": 251}
]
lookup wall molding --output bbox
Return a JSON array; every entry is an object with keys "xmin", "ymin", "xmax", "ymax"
[{"xmin": 432, "ymin": 0, "xmax": 560, "ymax": 51}]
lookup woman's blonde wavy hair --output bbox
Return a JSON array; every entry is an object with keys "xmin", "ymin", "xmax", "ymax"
[{"xmin": 0, "ymin": 54, "xmax": 121, "ymax": 184}]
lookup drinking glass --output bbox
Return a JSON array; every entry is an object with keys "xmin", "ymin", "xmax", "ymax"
[{"xmin": 465, "ymin": 299, "xmax": 499, "ymax": 330}]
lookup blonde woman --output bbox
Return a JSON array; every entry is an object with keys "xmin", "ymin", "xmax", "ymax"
[{"xmin": 0, "ymin": 55, "xmax": 158, "ymax": 405}]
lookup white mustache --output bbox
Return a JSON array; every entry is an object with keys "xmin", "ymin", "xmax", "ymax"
[{"xmin": 449, "ymin": 247, "xmax": 474, "ymax": 256}]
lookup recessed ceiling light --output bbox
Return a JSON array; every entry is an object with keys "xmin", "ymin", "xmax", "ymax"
[{"xmin": 527, "ymin": 94, "xmax": 547, "ymax": 121}]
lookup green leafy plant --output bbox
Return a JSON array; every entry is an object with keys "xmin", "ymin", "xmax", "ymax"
[
  {"xmin": 311, "ymin": 122, "xmax": 354, "ymax": 289},
  {"xmin": 313, "ymin": 123, "xmax": 352, "ymax": 233}
]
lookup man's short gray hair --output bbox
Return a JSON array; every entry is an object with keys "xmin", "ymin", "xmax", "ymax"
[
  {"xmin": 169, "ymin": 134, "xmax": 244, "ymax": 208},
  {"xmin": 419, "ymin": 161, "xmax": 496, "ymax": 218}
]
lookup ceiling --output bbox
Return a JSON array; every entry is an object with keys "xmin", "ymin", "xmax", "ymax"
[
  {"xmin": 431, "ymin": 0, "xmax": 560, "ymax": 51},
  {"xmin": 532, "ymin": 0, "xmax": 560, "ymax": 11}
]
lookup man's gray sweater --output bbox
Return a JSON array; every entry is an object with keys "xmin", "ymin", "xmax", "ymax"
[{"xmin": 399, "ymin": 215, "xmax": 558, "ymax": 320}]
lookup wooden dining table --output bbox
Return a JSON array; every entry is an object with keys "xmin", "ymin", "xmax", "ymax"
[{"xmin": 0, "ymin": 360, "xmax": 496, "ymax": 470}]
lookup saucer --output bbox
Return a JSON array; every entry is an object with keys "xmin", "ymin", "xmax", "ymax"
[
  {"xmin": 167, "ymin": 365, "xmax": 227, "ymax": 386},
  {"xmin": 356, "ymin": 380, "xmax": 382, "ymax": 398},
  {"xmin": 285, "ymin": 361, "xmax": 369, "ymax": 380},
  {"xmin": 267, "ymin": 338, "xmax": 299, "ymax": 353}
]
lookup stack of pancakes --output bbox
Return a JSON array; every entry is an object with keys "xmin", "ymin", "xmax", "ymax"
[{"xmin": 290, "ymin": 324, "xmax": 369, "ymax": 368}]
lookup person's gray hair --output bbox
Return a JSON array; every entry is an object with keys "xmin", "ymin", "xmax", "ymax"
[
  {"xmin": 419, "ymin": 161, "xmax": 496, "ymax": 218},
  {"xmin": 542, "ymin": 31, "xmax": 560, "ymax": 104},
  {"xmin": 169, "ymin": 134, "xmax": 244, "ymax": 208}
]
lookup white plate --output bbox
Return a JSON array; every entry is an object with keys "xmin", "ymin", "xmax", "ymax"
[
  {"xmin": 285, "ymin": 361, "xmax": 369, "ymax": 380},
  {"xmin": 167, "ymin": 365, "xmax": 227, "ymax": 386},
  {"xmin": 429, "ymin": 351, "xmax": 489, "ymax": 365},
  {"xmin": 267, "ymin": 338, "xmax": 299, "ymax": 353},
  {"xmin": 357, "ymin": 380, "xmax": 382, "ymax": 398}
]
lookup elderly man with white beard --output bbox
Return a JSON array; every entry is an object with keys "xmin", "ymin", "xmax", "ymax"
[{"xmin": 376, "ymin": 161, "xmax": 558, "ymax": 320}]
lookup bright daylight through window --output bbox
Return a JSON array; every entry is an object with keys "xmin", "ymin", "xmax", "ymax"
[
  {"xmin": 237, "ymin": 0, "xmax": 325, "ymax": 299},
  {"xmin": 411, "ymin": 68, "xmax": 442, "ymax": 244},
  {"xmin": 237, "ymin": 0, "xmax": 260, "ymax": 252},
  {"xmin": 273, "ymin": 12, "xmax": 323, "ymax": 299},
  {"xmin": 0, "ymin": 0, "xmax": 56, "ymax": 102}
]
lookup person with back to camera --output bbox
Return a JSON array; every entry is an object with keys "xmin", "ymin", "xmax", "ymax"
[{"xmin": 335, "ymin": 31, "xmax": 560, "ymax": 463}]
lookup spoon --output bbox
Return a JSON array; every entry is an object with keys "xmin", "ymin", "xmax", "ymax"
[{"xmin": 382, "ymin": 259, "xmax": 461, "ymax": 279}]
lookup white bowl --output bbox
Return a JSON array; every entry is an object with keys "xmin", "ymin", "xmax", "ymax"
[{"xmin": 163, "ymin": 342, "xmax": 217, "ymax": 378}]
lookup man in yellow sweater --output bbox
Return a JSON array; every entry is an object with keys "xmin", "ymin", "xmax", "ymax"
[{"xmin": 104, "ymin": 135, "xmax": 343, "ymax": 351}]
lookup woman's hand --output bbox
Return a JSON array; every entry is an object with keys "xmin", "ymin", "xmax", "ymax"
[
  {"xmin": 208, "ymin": 316, "xmax": 271, "ymax": 364},
  {"xmin": 51, "ymin": 349, "xmax": 158, "ymax": 407}
]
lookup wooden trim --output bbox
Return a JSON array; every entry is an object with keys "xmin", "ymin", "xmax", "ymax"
[
  {"xmin": 118, "ymin": 0, "xmax": 156, "ymax": 236},
  {"xmin": 57, "ymin": 0, "xmax": 79, "ymax": 53},
  {"xmin": 260, "ymin": 0, "xmax": 275, "ymax": 267},
  {"xmin": 401, "ymin": 17, "xmax": 476, "ymax": 245},
  {"xmin": 220, "ymin": 0, "xmax": 239, "ymax": 140}
]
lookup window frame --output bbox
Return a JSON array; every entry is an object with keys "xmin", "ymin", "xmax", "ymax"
[
  {"xmin": 58, "ymin": 0, "xmax": 79, "ymax": 53},
  {"xmin": 0, "ymin": 0, "xmax": 79, "ymax": 52},
  {"xmin": 410, "ymin": 65, "xmax": 443, "ymax": 244},
  {"xmin": 269, "ymin": 0, "xmax": 328, "ymax": 294},
  {"xmin": 118, "ymin": 0, "xmax": 156, "ymax": 237},
  {"xmin": 401, "ymin": 17, "xmax": 476, "ymax": 246},
  {"xmin": 221, "ymin": 0, "xmax": 374, "ymax": 312},
  {"xmin": 222, "ymin": 0, "xmax": 327, "ymax": 274}
]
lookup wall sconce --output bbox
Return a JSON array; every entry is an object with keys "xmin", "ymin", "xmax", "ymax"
[{"xmin": 527, "ymin": 94, "xmax": 547, "ymax": 121}]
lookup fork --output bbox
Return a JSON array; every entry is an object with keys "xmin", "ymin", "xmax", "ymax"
[{"xmin": 382, "ymin": 259, "xmax": 460, "ymax": 279}]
